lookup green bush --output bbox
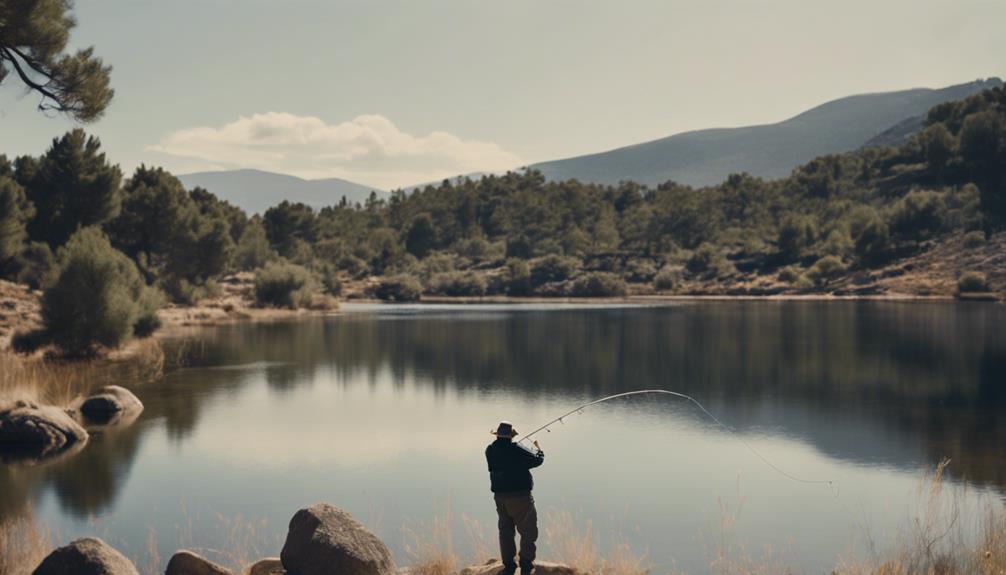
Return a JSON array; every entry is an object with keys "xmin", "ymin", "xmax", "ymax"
[
  {"xmin": 15, "ymin": 241, "xmax": 55, "ymax": 290},
  {"xmin": 807, "ymin": 255, "xmax": 847, "ymax": 284},
  {"xmin": 686, "ymin": 243, "xmax": 734, "ymax": 278},
  {"xmin": 566, "ymin": 272, "xmax": 628, "ymax": 297},
  {"xmin": 653, "ymin": 266, "xmax": 678, "ymax": 291},
  {"xmin": 505, "ymin": 258, "xmax": 532, "ymax": 296},
  {"xmin": 426, "ymin": 271, "xmax": 488, "ymax": 296},
  {"xmin": 254, "ymin": 261, "xmax": 317, "ymax": 308},
  {"xmin": 957, "ymin": 271, "xmax": 988, "ymax": 293},
  {"xmin": 42, "ymin": 227, "xmax": 161, "ymax": 356},
  {"xmin": 777, "ymin": 266, "xmax": 803, "ymax": 284},
  {"xmin": 419, "ymin": 252, "xmax": 457, "ymax": 280},
  {"xmin": 374, "ymin": 274, "xmax": 423, "ymax": 302},
  {"xmin": 530, "ymin": 254, "xmax": 581, "ymax": 286},
  {"xmin": 317, "ymin": 263, "xmax": 343, "ymax": 296},
  {"xmin": 962, "ymin": 231, "xmax": 986, "ymax": 249},
  {"xmin": 625, "ymin": 258, "xmax": 657, "ymax": 282}
]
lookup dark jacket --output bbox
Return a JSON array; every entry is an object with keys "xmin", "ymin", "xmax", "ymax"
[{"xmin": 486, "ymin": 438, "xmax": 544, "ymax": 494}]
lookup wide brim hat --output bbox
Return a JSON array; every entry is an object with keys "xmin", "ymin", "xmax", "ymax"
[{"xmin": 491, "ymin": 420, "xmax": 519, "ymax": 438}]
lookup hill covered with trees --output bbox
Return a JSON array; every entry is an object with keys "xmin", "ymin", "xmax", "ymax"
[
  {"xmin": 531, "ymin": 78, "xmax": 1002, "ymax": 187},
  {"xmin": 1, "ymin": 82, "xmax": 1005, "ymax": 353}
]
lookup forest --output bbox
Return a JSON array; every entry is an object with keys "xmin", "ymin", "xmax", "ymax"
[{"xmin": 0, "ymin": 82, "xmax": 1004, "ymax": 354}]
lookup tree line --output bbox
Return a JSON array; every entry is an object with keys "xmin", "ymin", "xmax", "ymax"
[{"xmin": 0, "ymin": 83, "xmax": 1004, "ymax": 354}]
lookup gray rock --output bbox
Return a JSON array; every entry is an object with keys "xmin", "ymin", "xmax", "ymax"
[
  {"xmin": 0, "ymin": 400, "xmax": 88, "ymax": 459},
  {"xmin": 165, "ymin": 550, "xmax": 234, "ymax": 575},
  {"xmin": 80, "ymin": 385, "xmax": 143, "ymax": 417},
  {"xmin": 244, "ymin": 558, "xmax": 284, "ymax": 575},
  {"xmin": 32, "ymin": 537, "xmax": 139, "ymax": 575},
  {"xmin": 280, "ymin": 503, "xmax": 395, "ymax": 575}
]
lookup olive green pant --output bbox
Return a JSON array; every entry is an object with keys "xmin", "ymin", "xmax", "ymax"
[{"xmin": 494, "ymin": 493, "xmax": 538, "ymax": 571}]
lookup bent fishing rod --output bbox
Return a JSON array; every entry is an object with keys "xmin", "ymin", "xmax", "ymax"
[{"xmin": 515, "ymin": 389, "xmax": 838, "ymax": 492}]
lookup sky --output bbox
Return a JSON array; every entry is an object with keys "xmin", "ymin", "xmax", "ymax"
[{"xmin": 1, "ymin": 0, "xmax": 1004, "ymax": 190}]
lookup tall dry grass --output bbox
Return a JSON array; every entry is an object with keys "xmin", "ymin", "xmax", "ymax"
[
  {"xmin": 833, "ymin": 459, "xmax": 1006, "ymax": 575},
  {"xmin": 0, "ymin": 339, "xmax": 164, "ymax": 410},
  {"xmin": 0, "ymin": 507, "xmax": 50, "ymax": 575}
]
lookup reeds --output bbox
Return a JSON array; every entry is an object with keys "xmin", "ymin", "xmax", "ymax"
[{"xmin": 0, "ymin": 507, "xmax": 50, "ymax": 575}]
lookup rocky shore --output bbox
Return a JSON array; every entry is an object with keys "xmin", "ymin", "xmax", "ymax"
[{"xmin": 26, "ymin": 502, "xmax": 581, "ymax": 575}]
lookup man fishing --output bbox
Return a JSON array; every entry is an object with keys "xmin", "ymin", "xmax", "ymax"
[{"xmin": 486, "ymin": 421, "xmax": 545, "ymax": 575}]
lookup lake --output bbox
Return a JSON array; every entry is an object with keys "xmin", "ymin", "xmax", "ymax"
[{"xmin": 2, "ymin": 301, "xmax": 1004, "ymax": 573}]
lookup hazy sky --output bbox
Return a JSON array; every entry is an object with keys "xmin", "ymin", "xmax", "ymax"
[{"xmin": 1, "ymin": 0, "xmax": 1003, "ymax": 189}]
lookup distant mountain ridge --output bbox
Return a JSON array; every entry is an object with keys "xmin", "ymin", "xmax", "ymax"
[
  {"xmin": 530, "ymin": 78, "xmax": 1003, "ymax": 187},
  {"xmin": 177, "ymin": 169, "xmax": 384, "ymax": 214}
]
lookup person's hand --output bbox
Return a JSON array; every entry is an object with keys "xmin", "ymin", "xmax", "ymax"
[{"xmin": 533, "ymin": 440, "xmax": 542, "ymax": 454}]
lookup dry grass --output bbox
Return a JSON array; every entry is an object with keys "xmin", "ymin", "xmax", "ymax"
[
  {"xmin": 0, "ymin": 507, "xmax": 51, "ymax": 575},
  {"xmin": 0, "ymin": 339, "xmax": 164, "ymax": 410},
  {"xmin": 404, "ymin": 503, "xmax": 461, "ymax": 575},
  {"xmin": 544, "ymin": 511, "xmax": 651, "ymax": 575},
  {"xmin": 833, "ymin": 459, "xmax": 1006, "ymax": 575}
]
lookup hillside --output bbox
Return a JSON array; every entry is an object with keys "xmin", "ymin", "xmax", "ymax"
[
  {"xmin": 177, "ymin": 169, "xmax": 385, "ymax": 214},
  {"xmin": 531, "ymin": 78, "xmax": 1002, "ymax": 187}
]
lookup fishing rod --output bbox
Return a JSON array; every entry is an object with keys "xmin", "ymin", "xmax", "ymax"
[{"xmin": 516, "ymin": 389, "xmax": 838, "ymax": 492}]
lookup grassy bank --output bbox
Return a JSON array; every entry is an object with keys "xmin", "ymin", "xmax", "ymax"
[{"xmin": 1, "ymin": 463, "xmax": 1002, "ymax": 575}]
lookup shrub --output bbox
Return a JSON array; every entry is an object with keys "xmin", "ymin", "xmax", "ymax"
[
  {"xmin": 505, "ymin": 258, "xmax": 532, "ymax": 296},
  {"xmin": 15, "ymin": 242, "xmax": 55, "ymax": 290},
  {"xmin": 375, "ymin": 274, "xmax": 423, "ymax": 302},
  {"xmin": 957, "ymin": 271, "xmax": 988, "ymax": 293},
  {"xmin": 426, "ymin": 271, "xmax": 488, "ymax": 296},
  {"xmin": 777, "ymin": 214, "xmax": 817, "ymax": 261},
  {"xmin": 686, "ymin": 243, "xmax": 734, "ymax": 278},
  {"xmin": 42, "ymin": 227, "xmax": 161, "ymax": 356},
  {"xmin": 419, "ymin": 252, "xmax": 457, "ymax": 280},
  {"xmin": 318, "ymin": 262, "xmax": 343, "ymax": 296},
  {"xmin": 624, "ymin": 258, "xmax": 657, "ymax": 283},
  {"xmin": 453, "ymin": 236, "xmax": 501, "ymax": 263},
  {"xmin": 162, "ymin": 276, "xmax": 219, "ymax": 305},
  {"xmin": 807, "ymin": 255, "xmax": 847, "ymax": 284},
  {"xmin": 566, "ymin": 272, "xmax": 628, "ymax": 297},
  {"xmin": 653, "ymin": 267, "xmax": 678, "ymax": 291},
  {"xmin": 530, "ymin": 254, "xmax": 581, "ymax": 286},
  {"xmin": 338, "ymin": 254, "xmax": 370, "ymax": 279},
  {"xmin": 777, "ymin": 266, "xmax": 803, "ymax": 284},
  {"xmin": 889, "ymin": 190, "xmax": 945, "ymax": 240},
  {"xmin": 254, "ymin": 261, "xmax": 317, "ymax": 308},
  {"xmin": 962, "ymin": 230, "xmax": 986, "ymax": 249}
]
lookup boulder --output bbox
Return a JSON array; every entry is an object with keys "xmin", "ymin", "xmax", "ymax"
[
  {"xmin": 165, "ymin": 550, "xmax": 234, "ymax": 575},
  {"xmin": 80, "ymin": 386, "xmax": 143, "ymax": 419},
  {"xmin": 32, "ymin": 537, "xmax": 139, "ymax": 575},
  {"xmin": 244, "ymin": 558, "xmax": 284, "ymax": 575},
  {"xmin": 280, "ymin": 503, "xmax": 395, "ymax": 575},
  {"xmin": 0, "ymin": 400, "xmax": 88, "ymax": 459},
  {"xmin": 460, "ymin": 559, "xmax": 582, "ymax": 575}
]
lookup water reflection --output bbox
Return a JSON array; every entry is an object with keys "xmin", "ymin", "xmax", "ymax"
[{"xmin": 1, "ymin": 301, "xmax": 1004, "ymax": 565}]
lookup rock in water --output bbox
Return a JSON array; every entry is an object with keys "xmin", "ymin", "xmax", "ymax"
[
  {"xmin": 32, "ymin": 537, "xmax": 139, "ymax": 575},
  {"xmin": 165, "ymin": 550, "xmax": 234, "ymax": 575},
  {"xmin": 80, "ymin": 385, "xmax": 144, "ymax": 417},
  {"xmin": 245, "ymin": 558, "xmax": 284, "ymax": 575},
  {"xmin": 280, "ymin": 503, "xmax": 395, "ymax": 575},
  {"xmin": 0, "ymin": 400, "xmax": 88, "ymax": 459}
]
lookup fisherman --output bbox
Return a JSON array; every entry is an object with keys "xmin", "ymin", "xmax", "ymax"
[{"xmin": 486, "ymin": 421, "xmax": 545, "ymax": 575}]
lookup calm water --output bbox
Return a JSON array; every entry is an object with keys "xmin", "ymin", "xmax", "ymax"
[{"xmin": 3, "ymin": 301, "xmax": 1005, "ymax": 573}]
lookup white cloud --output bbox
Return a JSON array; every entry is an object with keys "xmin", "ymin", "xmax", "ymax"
[{"xmin": 147, "ymin": 112, "xmax": 523, "ymax": 189}]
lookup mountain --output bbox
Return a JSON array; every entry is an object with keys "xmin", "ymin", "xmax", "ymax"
[
  {"xmin": 177, "ymin": 169, "xmax": 384, "ymax": 214},
  {"xmin": 530, "ymin": 78, "xmax": 1003, "ymax": 187}
]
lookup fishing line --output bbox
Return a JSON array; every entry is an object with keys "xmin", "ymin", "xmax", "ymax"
[{"xmin": 516, "ymin": 389, "xmax": 839, "ymax": 494}]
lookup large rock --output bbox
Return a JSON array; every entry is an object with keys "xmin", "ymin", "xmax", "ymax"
[
  {"xmin": 0, "ymin": 400, "xmax": 88, "ymax": 460},
  {"xmin": 280, "ymin": 503, "xmax": 395, "ymax": 575},
  {"xmin": 80, "ymin": 386, "xmax": 143, "ymax": 418},
  {"xmin": 244, "ymin": 558, "xmax": 284, "ymax": 575},
  {"xmin": 165, "ymin": 550, "xmax": 234, "ymax": 575},
  {"xmin": 32, "ymin": 537, "xmax": 139, "ymax": 575},
  {"xmin": 460, "ymin": 559, "xmax": 583, "ymax": 575}
]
